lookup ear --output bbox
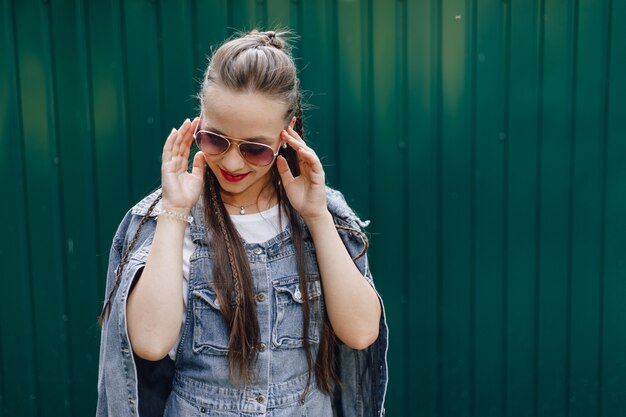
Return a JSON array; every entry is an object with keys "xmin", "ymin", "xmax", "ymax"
[{"xmin": 289, "ymin": 116, "xmax": 296, "ymax": 129}]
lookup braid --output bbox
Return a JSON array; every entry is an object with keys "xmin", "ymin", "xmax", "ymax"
[
  {"xmin": 204, "ymin": 172, "xmax": 259, "ymax": 383},
  {"xmin": 98, "ymin": 193, "xmax": 162, "ymax": 326},
  {"xmin": 208, "ymin": 180, "xmax": 242, "ymax": 307},
  {"xmin": 333, "ymin": 224, "xmax": 369, "ymax": 261}
]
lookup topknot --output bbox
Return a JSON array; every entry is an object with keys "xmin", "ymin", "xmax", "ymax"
[{"xmin": 249, "ymin": 30, "xmax": 284, "ymax": 49}]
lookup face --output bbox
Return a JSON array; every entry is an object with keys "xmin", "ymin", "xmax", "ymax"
[{"xmin": 199, "ymin": 86, "xmax": 293, "ymax": 203}]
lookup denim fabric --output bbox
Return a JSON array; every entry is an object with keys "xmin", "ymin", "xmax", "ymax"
[{"xmin": 96, "ymin": 187, "xmax": 388, "ymax": 417}]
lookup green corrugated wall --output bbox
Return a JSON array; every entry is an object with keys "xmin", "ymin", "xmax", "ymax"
[{"xmin": 2, "ymin": 0, "xmax": 625, "ymax": 416}]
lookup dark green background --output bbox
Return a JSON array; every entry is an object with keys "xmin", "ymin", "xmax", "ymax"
[{"xmin": 2, "ymin": 0, "xmax": 626, "ymax": 416}]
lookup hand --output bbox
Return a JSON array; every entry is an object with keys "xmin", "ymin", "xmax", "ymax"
[
  {"xmin": 276, "ymin": 126, "xmax": 329, "ymax": 222},
  {"xmin": 161, "ymin": 118, "xmax": 206, "ymax": 213}
]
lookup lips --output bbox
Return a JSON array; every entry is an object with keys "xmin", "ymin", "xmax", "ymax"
[{"xmin": 219, "ymin": 168, "xmax": 250, "ymax": 182}]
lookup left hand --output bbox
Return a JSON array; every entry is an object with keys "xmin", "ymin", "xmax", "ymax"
[{"xmin": 276, "ymin": 126, "xmax": 329, "ymax": 222}]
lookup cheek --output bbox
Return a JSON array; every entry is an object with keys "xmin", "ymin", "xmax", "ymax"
[
  {"xmin": 255, "ymin": 164, "xmax": 276, "ymax": 179},
  {"xmin": 205, "ymin": 158, "xmax": 219, "ymax": 173}
]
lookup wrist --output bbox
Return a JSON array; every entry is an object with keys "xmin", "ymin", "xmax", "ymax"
[
  {"xmin": 159, "ymin": 200, "xmax": 192, "ymax": 214},
  {"xmin": 153, "ymin": 207, "xmax": 193, "ymax": 224},
  {"xmin": 303, "ymin": 210, "xmax": 334, "ymax": 232}
]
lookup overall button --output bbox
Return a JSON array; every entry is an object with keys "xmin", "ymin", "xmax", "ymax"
[
  {"xmin": 257, "ymin": 343, "xmax": 266, "ymax": 352},
  {"xmin": 255, "ymin": 292, "xmax": 267, "ymax": 302},
  {"xmin": 256, "ymin": 395, "xmax": 266, "ymax": 404},
  {"xmin": 252, "ymin": 247, "xmax": 263, "ymax": 255}
]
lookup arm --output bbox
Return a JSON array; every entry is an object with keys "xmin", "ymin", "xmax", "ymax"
[
  {"xmin": 126, "ymin": 217, "xmax": 187, "ymax": 360},
  {"xmin": 277, "ymin": 124, "xmax": 381, "ymax": 350},
  {"xmin": 127, "ymin": 117, "xmax": 205, "ymax": 360},
  {"xmin": 307, "ymin": 212, "xmax": 381, "ymax": 349}
]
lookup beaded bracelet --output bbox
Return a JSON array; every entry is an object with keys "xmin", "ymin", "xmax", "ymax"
[{"xmin": 152, "ymin": 207, "xmax": 194, "ymax": 224}]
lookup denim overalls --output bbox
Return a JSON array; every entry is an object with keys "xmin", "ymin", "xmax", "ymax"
[{"xmin": 96, "ymin": 187, "xmax": 388, "ymax": 417}]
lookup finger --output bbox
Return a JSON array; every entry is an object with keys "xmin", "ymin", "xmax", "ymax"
[
  {"xmin": 296, "ymin": 146, "xmax": 321, "ymax": 166},
  {"xmin": 162, "ymin": 128, "xmax": 178, "ymax": 160},
  {"xmin": 286, "ymin": 125, "xmax": 305, "ymax": 143},
  {"xmin": 172, "ymin": 118, "xmax": 191, "ymax": 156},
  {"xmin": 276, "ymin": 155, "xmax": 295, "ymax": 186},
  {"xmin": 181, "ymin": 117, "xmax": 200, "ymax": 162},
  {"xmin": 190, "ymin": 151, "xmax": 206, "ymax": 180},
  {"xmin": 281, "ymin": 130, "xmax": 314, "ymax": 154},
  {"xmin": 297, "ymin": 147, "xmax": 325, "ymax": 176}
]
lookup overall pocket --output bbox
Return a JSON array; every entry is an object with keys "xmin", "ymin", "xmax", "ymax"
[
  {"xmin": 272, "ymin": 276, "xmax": 322, "ymax": 349},
  {"xmin": 191, "ymin": 288, "xmax": 229, "ymax": 355}
]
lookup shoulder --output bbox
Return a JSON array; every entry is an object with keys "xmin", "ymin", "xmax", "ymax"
[
  {"xmin": 111, "ymin": 187, "xmax": 163, "ymax": 255},
  {"xmin": 325, "ymin": 186, "xmax": 370, "ymax": 230},
  {"xmin": 325, "ymin": 186, "xmax": 371, "ymax": 266},
  {"xmin": 324, "ymin": 186, "xmax": 374, "ymax": 286},
  {"xmin": 130, "ymin": 187, "xmax": 163, "ymax": 217}
]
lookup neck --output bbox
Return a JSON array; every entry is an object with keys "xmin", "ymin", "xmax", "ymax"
[{"xmin": 220, "ymin": 184, "xmax": 278, "ymax": 214}]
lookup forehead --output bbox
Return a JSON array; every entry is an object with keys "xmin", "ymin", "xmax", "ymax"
[{"xmin": 201, "ymin": 87, "xmax": 288, "ymax": 140}]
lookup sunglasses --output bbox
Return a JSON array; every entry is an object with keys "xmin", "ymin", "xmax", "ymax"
[{"xmin": 193, "ymin": 118, "xmax": 282, "ymax": 167}]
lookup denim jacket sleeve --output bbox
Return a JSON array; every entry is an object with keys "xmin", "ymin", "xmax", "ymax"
[
  {"xmin": 325, "ymin": 187, "xmax": 389, "ymax": 417},
  {"xmin": 96, "ymin": 189, "xmax": 161, "ymax": 417}
]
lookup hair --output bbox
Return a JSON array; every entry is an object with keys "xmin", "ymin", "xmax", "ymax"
[
  {"xmin": 198, "ymin": 29, "xmax": 338, "ymax": 394},
  {"xmin": 99, "ymin": 29, "xmax": 369, "ymax": 398}
]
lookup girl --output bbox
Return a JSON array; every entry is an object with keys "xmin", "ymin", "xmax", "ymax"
[{"xmin": 96, "ymin": 30, "xmax": 388, "ymax": 417}]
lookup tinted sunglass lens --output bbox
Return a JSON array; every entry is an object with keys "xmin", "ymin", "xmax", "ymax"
[
  {"xmin": 198, "ymin": 132, "xmax": 229, "ymax": 155},
  {"xmin": 240, "ymin": 143, "xmax": 274, "ymax": 166}
]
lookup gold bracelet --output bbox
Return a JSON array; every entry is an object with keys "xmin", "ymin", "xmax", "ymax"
[{"xmin": 152, "ymin": 207, "xmax": 193, "ymax": 223}]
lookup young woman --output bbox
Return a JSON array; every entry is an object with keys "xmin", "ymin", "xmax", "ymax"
[{"xmin": 96, "ymin": 30, "xmax": 388, "ymax": 417}]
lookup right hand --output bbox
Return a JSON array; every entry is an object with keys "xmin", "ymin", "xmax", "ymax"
[{"xmin": 161, "ymin": 117, "xmax": 206, "ymax": 213}]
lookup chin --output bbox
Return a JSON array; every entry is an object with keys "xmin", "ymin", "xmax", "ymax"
[{"xmin": 216, "ymin": 176, "xmax": 251, "ymax": 195}]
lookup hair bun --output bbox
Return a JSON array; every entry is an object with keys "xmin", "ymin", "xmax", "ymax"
[{"xmin": 249, "ymin": 30, "xmax": 285, "ymax": 49}]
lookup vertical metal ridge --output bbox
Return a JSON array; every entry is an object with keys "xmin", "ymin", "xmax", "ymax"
[
  {"xmin": 0, "ymin": 320, "xmax": 4, "ymax": 417},
  {"xmin": 533, "ymin": 1, "xmax": 546, "ymax": 416},
  {"xmin": 597, "ymin": 0, "xmax": 613, "ymax": 415},
  {"xmin": 397, "ymin": 0, "xmax": 410, "ymax": 402},
  {"xmin": 364, "ymin": 0, "xmax": 373, "ymax": 216},
  {"xmin": 190, "ymin": 0, "xmax": 198, "ymax": 75},
  {"xmin": 290, "ymin": 0, "xmax": 300, "ymax": 61},
  {"xmin": 295, "ymin": 0, "xmax": 302, "ymax": 56},
  {"xmin": 77, "ymin": 0, "xmax": 101, "ymax": 303},
  {"xmin": 468, "ymin": 0, "xmax": 478, "ymax": 414},
  {"xmin": 115, "ymin": 0, "xmax": 132, "ymax": 204},
  {"xmin": 156, "ymin": 1, "xmax": 165, "ymax": 140},
  {"xmin": 432, "ymin": 0, "xmax": 443, "ymax": 413},
  {"xmin": 501, "ymin": 0, "xmax": 511, "ymax": 414},
  {"xmin": 4, "ymin": 1, "xmax": 40, "ymax": 414},
  {"xmin": 42, "ymin": 2, "xmax": 74, "ymax": 413},
  {"xmin": 330, "ymin": 0, "xmax": 339, "ymax": 187},
  {"xmin": 258, "ymin": 0, "xmax": 267, "ymax": 27},
  {"xmin": 565, "ymin": 0, "xmax": 579, "ymax": 414},
  {"xmin": 226, "ymin": 0, "xmax": 233, "ymax": 33}
]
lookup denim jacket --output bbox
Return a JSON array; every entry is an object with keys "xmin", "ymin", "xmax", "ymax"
[{"xmin": 96, "ymin": 186, "xmax": 388, "ymax": 417}]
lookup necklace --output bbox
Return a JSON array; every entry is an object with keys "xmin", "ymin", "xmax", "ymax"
[{"xmin": 223, "ymin": 201, "xmax": 257, "ymax": 215}]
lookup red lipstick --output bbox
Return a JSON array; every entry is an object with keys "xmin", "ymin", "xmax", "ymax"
[{"xmin": 220, "ymin": 168, "xmax": 249, "ymax": 182}]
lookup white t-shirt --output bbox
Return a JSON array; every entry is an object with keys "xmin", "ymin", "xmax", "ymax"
[{"xmin": 167, "ymin": 204, "xmax": 287, "ymax": 360}]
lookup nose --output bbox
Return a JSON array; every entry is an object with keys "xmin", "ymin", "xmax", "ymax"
[{"xmin": 220, "ymin": 144, "xmax": 247, "ymax": 172}]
